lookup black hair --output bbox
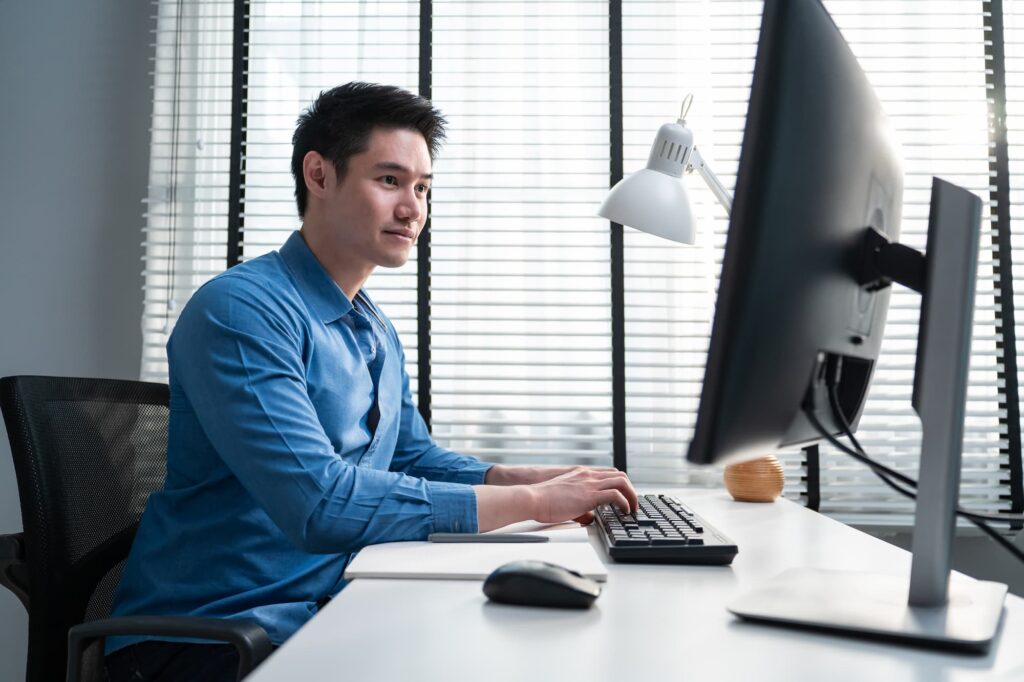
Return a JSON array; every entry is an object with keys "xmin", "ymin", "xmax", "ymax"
[{"xmin": 290, "ymin": 82, "xmax": 447, "ymax": 217}]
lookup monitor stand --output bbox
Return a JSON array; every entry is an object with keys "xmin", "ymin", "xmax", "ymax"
[{"xmin": 728, "ymin": 178, "xmax": 1008, "ymax": 653}]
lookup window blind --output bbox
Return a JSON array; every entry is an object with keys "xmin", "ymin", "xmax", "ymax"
[
  {"xmin": 816, "ymin": 0, "xmax": 1006, "ymax": 525},
  {"xmin": 142, "ymin": 0, "xmax": 235, "ymax": 380},
  {"xmin": 427, "ymin": 0, "xmax": 616, "ymax": 467},
  {"xmin": 1001, "ymin": 0, "xmax": 1024, "ymax": 514},
  {"xmin": 142, "ymin": 0, "xmax": 424, "ymax": 387},
  {"xmin": 621, "ymin": 0, "xmax": 787, "ymax": 491},
  {"xmin": 142, "ymin": 0, "xmax": 1018, "ymax": 525},
  {"xmin": 622, "ymin": 0, "xmax": 1009, "ymax": 525}
]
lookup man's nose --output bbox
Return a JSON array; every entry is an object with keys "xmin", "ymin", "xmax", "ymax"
[{"xmin": 395, "ymin": 190, "xmax": 424, "ymax": 223}]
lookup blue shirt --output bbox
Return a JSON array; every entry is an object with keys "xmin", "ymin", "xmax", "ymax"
[{"xmin": 108, "ymin": 231, "xmax": 491, "ymax": 652}]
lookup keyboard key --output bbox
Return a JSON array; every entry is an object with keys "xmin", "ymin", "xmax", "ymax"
[{"xmin": 614, "ymin": 537, "xmax": 650, "ymax": 546}]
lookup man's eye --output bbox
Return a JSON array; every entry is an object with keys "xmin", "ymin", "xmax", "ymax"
[
  {"xmin": 417, "ymin": 184, "xmax": 430, "ymax": 194},
  {"xmin": 382, "ymin": 175, "xmax": 398, "ymax": 186}
]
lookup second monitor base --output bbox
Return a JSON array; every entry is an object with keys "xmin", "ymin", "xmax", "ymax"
[{"xmin": 728, "ymin": 567, "xmax": 1007, "ymax": 654}]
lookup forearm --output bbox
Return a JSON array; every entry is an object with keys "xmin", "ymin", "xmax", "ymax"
[
  {"xmin": 472, "ymin": 484, "xmax": 538, "ymax": 532},
  {"xmin": 299, "ymin": 470, "xmax": 480, "ymax": 552}
]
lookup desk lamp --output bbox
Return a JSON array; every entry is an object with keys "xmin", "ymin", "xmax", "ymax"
[
  {"xmin": 599, "ymin": 96, "xmax": 783, "ymax": 502},
  {"xmin": 597, "ymin": 95, "xmax": 733, "ymax": 243}
]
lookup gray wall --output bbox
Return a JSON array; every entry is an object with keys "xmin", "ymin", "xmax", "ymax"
[{"xmin": 0, "ymin": 2, "xmax": 152, "ymax": 679}]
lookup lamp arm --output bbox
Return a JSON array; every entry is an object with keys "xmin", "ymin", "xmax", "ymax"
[{"xmin": 689, "ymin": 146, "xmax": 734, "ymax": 216}]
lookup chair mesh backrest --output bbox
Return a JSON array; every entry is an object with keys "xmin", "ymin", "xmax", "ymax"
[{"xmin": 0, "ymin": 376, "xmax": 169, "ymax": 682}]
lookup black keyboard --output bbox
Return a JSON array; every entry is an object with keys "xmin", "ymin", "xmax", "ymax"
[{"xmin": 594, "ymin": 494, "xmax": 738, "ymax": 565}]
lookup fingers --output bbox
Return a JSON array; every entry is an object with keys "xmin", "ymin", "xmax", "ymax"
[
  {"xmin": 594, "ymin": 489, "xmax": 630, "ymax": 514},
  {"xmin": 595, "ymin": 472, "xmax": 640, "ymax": 512},
  {"xmin": 535, "ymin": 467, "xmax": 639, "ymax": 520},
  {"xmin": 617, "ymin": 474, "xmax": 638, "ymax": 512},
  {"xmin": 622, "ymin": 478, "xmax": 639, "ymax": 513}
]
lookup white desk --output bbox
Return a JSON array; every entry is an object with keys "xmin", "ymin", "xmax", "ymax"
[{"xmin": 248, "ymin": 489, "xmax": 1024, "ymax": 681}]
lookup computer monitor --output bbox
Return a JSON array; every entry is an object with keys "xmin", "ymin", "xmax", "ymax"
[
  {"xmin": 686, "ymin": 0, "xmax": 902, "ymax": 467},
  {"xmin": 688, "ymin": 0, "xmax": 1007, "ymax": 652}
]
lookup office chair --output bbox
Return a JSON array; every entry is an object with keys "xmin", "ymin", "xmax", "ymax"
[{"xmin": 0, "ymin": 375, "xmax": 272, "ymax": 682}]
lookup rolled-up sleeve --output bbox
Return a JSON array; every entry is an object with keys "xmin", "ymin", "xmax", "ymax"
[{"xmin": 171, "ymin": 275, "xmax": 479, "ymax": 553}]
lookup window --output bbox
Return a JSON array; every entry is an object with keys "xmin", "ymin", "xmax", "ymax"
[
  {"xmin": 428, "ymin": 2, "xmax": 615, "ymax": 468},
  {"xmin": 142, "ymin": 0, "xmax": 1023, "ymax": 525},
  {"xmin": 142, "ymin": 0, "xmax": 234, "ymax": 379}
]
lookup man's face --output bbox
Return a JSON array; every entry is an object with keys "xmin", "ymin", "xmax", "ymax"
[{"xmin": 317, "ymin": 127, "xmax": 432, "ymax": 271}]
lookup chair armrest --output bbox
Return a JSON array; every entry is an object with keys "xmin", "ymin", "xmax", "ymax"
[
  {"xmin": 67, "ymin": 615, "xmax": 274, "ymax": 682},
  {"xmin": 0, "ymin": 532, "xmax": 24, "ymax": 561},
  {"xmin": 0, "ymin": 532, "xmax": 28, "ymax": 610}
]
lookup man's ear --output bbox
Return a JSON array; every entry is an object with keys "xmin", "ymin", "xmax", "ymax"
[{"xmin": 303, "ymin": 151, "xmax": 332, "ymax": 201}]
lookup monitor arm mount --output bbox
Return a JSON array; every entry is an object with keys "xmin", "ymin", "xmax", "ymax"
[{"xmin": 859, "ymin": 226, "xmax": 925, "ymax": 294}]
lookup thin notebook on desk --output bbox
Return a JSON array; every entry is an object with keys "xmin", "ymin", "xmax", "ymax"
[{"xmin": 343, "ymin": 521, "xmax": 608, "ymax": 582}]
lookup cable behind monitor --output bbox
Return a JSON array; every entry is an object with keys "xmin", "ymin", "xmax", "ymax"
[{"xmin": 800, "ymin": 345, "xmax": 1024, "ymax": 570}]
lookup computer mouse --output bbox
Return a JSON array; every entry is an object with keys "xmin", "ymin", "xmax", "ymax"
[{"xmin": 482, "ymin": 560, "xmax": 602, "ymax": 609}]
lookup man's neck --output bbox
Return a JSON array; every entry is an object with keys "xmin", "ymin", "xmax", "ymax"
[{"xmin": 298, "ymin": 226, "xmax": 372, "ymax": 301}]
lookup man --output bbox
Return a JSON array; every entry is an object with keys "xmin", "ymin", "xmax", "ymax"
[{"xmin": 105, "ymin": 82, "xmax": 637, "ymax": 681}]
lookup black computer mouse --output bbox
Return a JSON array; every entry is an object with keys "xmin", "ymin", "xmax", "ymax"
[{"xmin": 482, "ymin": 560, "xmax": 602, "ymax": 609}]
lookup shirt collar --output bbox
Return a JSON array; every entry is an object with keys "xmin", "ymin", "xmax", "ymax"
[{"xmin": 279, "ymin": 231, "xmax": 353, "ymax": 324}]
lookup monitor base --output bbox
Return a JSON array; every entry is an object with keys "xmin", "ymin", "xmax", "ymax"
[{"xmin": 728, "ymin": 567, "xmax": 1007, "ymax": 653}]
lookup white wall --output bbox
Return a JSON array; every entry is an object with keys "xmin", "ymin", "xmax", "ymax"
[{"xmin": 0, "ymin": 2, "xmax": 152, "ymax": 678}]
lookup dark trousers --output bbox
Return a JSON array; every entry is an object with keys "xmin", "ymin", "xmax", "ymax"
[{"xmin": 105, "ymin": 641, "xmax": 246, "ymax": 682}]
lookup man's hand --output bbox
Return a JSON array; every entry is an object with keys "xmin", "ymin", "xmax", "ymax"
[
  {"xmin": 529, "ymin": 467, "xmax": 638, "ymax": 525},
  {"xmin": 474, "ymin": 466, "xmax": 638, "ymax": 532}
]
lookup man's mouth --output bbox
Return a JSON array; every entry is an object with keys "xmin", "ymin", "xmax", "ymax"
[{"xmin": 384, "ymin": 228, "xmax": 416, "ymax": 242}]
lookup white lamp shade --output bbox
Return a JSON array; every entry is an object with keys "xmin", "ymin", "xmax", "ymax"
[{"xmin": 597, "ymin": 168, "xmax": 697, "ymax": 245}]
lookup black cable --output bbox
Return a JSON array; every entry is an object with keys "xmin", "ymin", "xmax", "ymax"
[
  {"xmin": 810, "ymin": 410, "xmax": 1024, "ymax": 566},
  {"xmin": 824, "ymin": 379, "xmax": 1023, "ymax": 524},
  {"xmin": 806, "ymin": 409, "xmax": 913, "ymax": 500},
  {"xmin": 806, "ymin": 379, "xmax": 1024, "ymax": 566},
  {"xmin": 968, "ymin": 512, "xmax": 1024, "ymax": 564}
]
